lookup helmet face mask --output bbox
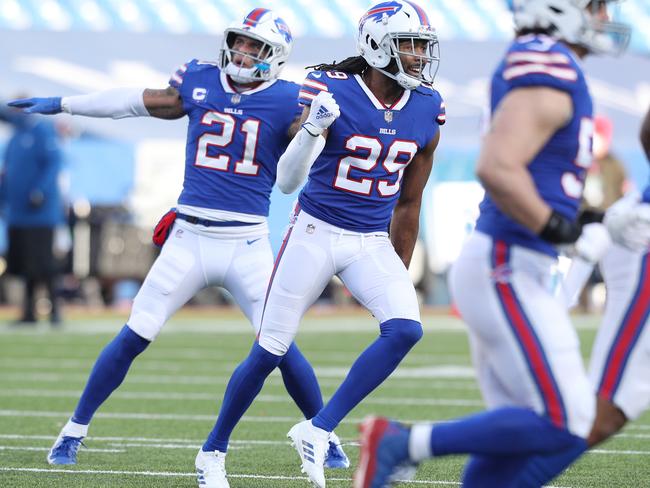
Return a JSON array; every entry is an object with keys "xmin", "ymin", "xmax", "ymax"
[
  {"xmin": 219, "ymin": 8, "xmax": 292, "ymax": 84},
  {"xmin": 357, "ymin": 1, "xmax": 440, "ymax": 90},
  {"xmin": 387, "ymin": 33, "xmax": 440, "ymax": 89},
  {"xmin": 582, "ymin": 0, "xmax": 631, "ymax": 56},
  {"xmin": 512, "ymin": 0, "xmax": 630, "ymax": 56}
]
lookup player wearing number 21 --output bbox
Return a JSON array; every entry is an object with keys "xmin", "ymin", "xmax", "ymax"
[
  {"xmin": 8, "ymin": 8, "xmax": 350, "ymax": 477},
  {"xmin": 197, "ymin": 1, "xmax": 445, "ymax": 487}
]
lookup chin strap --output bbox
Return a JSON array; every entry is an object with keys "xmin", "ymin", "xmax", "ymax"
[{"xmin": 374, "ymin": 67, "xmax": 420, "ymax": 90}]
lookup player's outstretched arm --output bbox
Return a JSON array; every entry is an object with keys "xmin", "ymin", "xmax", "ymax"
[
  {"xmin": 8, "ymin": 86, "xmax": 185, "ymax": 120},
  {"xmin": 390, "ymin": 131, "xmax": 439, "ymax": 268},
  {"xmin": 276, "ymin": 92, "xmax": 339, "ymax": 194},
  {"xmin": 476, "ymin": 87, "xmax": 577, "ymax": 242}
]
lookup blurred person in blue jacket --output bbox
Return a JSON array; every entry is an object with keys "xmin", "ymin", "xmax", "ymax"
[{"xmin": 0, "ymin": 103, "xmax": 64, "ymax": 325}]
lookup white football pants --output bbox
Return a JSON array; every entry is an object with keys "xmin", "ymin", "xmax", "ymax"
[
  {"xmin": 589, "ymin": 244, "xmax": 650, "ymax": 420},
  {"xmin": 127, "ymin": 220, "xmax": 273, "ymax": 341},
  {"xmin": 257, "ymin": 209, "xmax": 420, "ymax": 355},
  {"xmin": 449, "ymin": 232, "xmax": 595, "ymax": 438}
]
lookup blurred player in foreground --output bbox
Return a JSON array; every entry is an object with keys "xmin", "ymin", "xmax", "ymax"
[
  {"xmin": 9, "ymin": 8, "xmax": 348, "ymax": 478},
  {"xmin": 355, "ymin": 1, "xmax": 630, "ymax": 487},
  {"xmin": 197, "ymin": 1, "xmax": 444, "ymax": 486}
]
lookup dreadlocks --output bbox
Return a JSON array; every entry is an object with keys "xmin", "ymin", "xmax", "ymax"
[{"xmin": 307, "ymin": 56, "xmax": 370, "ymax": 74}]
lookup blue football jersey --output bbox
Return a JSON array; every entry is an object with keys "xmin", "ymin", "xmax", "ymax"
[
  {"xmin": 475, "ymin": 35, "xmax": 594, "ymax": 256},
  {"xmin": 643, "ymin": 184, "xmax": 650, "ymax": 204},
  {"xmin": 169, "ymin": 59, "xmax": 301, "ymax": 217},
  {"xmin": 297, "ymin": 71, "xmax": 444, "ymax": 232}
]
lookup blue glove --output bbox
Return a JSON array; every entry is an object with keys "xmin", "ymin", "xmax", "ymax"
[{"xmin": 8, "ymin": 97, "xmax": 63, "ymax": 115}]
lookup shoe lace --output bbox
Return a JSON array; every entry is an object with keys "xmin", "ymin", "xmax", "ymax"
[
  {"xmin": 326, "ymin": 441, "xmax": 343, "ymax": 461},
  {"xmin": 54, "ymin": 437, "xmax": 85, "ymax": 458}
]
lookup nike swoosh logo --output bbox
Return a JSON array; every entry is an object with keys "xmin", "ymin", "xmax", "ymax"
[{"xmin": 247, "ymin": 238, "xmax": 261, "ymax": 245}]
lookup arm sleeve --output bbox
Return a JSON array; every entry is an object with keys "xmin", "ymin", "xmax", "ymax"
[
  {"xmin": 276, "ymin": 130, "xmax": 326, "ymax": 194},
  {"xmin": 61, "ymin": 88, "xmax": 149, "ymax": 119}
]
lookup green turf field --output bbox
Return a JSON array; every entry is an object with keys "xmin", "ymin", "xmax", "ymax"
[{"xmin": 0, "ymin": 311, "xmax": 648, "ymax": 487}]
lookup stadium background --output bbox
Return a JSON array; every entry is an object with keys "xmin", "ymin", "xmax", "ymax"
[{"xmin": 0, "ymin": 0, "xmax": 649, "ymax": 307}]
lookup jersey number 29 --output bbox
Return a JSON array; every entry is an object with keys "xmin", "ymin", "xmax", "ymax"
[{"xmin": 335, "ymin": 135, "xmax": 418, "ymax": 197}]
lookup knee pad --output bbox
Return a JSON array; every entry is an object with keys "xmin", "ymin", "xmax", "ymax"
[{"xmin": 127, "ymin": 308, "xmax": 165, "ymax": 342}]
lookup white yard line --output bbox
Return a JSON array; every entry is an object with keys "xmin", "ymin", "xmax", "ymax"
[
  {"xmin": 0, "ymin": 319, "xmax": 472, "ymax": 335},
  {"xmin": 0, "ymin": 434, "xmax": 287, "ymax": 445},
  {"xmin": 1, "ymin": 433, "xmax": 648, "ymax": 457},
  {"xmin": 0, "ymin": 388, "xmax": 484, "ymax": 407},
  {"xmin": 0, "ymin": 362, "xmax": 477, "ymax": 377},
  {"xmin": 0, "ymin": 446, "xmax": 124, "ymax": 452},
  {"xmin": 1, "ymin": 372, "xmax": 480, "ymax": 390},
  {"xmin": 0, "ymin": 466, "xmax": 461, "ymax": 485},
  {"xmin": 5, "ymin": 442, "xmax": 650, "ymax": 457},
  {"xmin": 591, "ymin": 449, "xmax": 650, "ymax": 455},
  {"xmin": 0, "ymin": 466, "xmax": 577, "ymax": 487},
  {"xmin": 0, "ymin": 409, "xmax": 445, "ymax": 424}
]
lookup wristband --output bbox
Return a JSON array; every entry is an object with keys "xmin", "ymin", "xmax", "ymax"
[{"xmin": 539, "ymin": 210, "xmax": 581, "ymax": 244}]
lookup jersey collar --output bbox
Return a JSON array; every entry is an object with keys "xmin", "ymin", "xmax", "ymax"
[
  {"xmin": 220, "ymin": 71, "xmax": 277, "ymax": 95},
  {"xmin": 354, "ymin": 74, "xmax": 411, "ymax": 111}
]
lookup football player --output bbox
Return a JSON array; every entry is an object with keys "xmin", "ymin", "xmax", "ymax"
[
  {"xmin": 197, "ymin": 1, "xmax": 444, "ymax": 486},
  {"xmin": 587, "ymin": 104, "xmax": 650, "ymax": 444},
  {"xmin": 354, "ymin": 1, "xmax": 631, "ymax": 487},
  {"xmin": 8, "ymin": 8, "xmax": 348, "ymax": 477}
]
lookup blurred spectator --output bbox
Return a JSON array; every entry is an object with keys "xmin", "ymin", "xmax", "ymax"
[
  {"xmin": 579, "ymin": 114, "xmax": 628, "ymax": 312},
  {"xmin": 583, "ymin": 115, "xmax": 627, "ymax": 209},
  {"xmin": 0, "ymin": 102, "xmax": 65, "ymax": 325}
]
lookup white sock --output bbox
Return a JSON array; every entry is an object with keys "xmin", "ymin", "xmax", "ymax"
[
  {"xmin": 62, "ymin": 419, "xmax": 89, "ymax": 438},
  {"xmin": 409, "ymin": 423, "xmax": 433, "ymax": 462}
]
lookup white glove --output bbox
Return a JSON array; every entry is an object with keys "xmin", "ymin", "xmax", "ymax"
[
  {"xmin": 604, "ymin": 192, "xmax": 650, "ymax": 252},
  {"xmin": 574, "ymin": 222, "xmax": 612, "ymax": 263},
  {"xmin": 302, "ymin": 91, "xmax": 340, "ymax": 136},
  {"xmin": 561, "ymin": 257, "xmax": 595, "ymax": 310},
  {"xmin": 560, "ymin": 223, "xmax": 611, "ymax": 309}
]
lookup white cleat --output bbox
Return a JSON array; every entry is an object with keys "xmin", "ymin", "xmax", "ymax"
[
  {"xmin": 288, "ymin": 420, "xmax": 329, "ymax": 488},
  {"xmin": 195, "ymin": 449, "xmax": 230, "ymax": 488}
]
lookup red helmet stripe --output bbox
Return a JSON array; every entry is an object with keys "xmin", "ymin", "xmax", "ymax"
[
  {"xmin": 404, "ymin": 1, "xmax": 430, "ymax": 26},
  {"xmin": 243, "ymin": 8, "xmax": 269, "ymax": 26}
]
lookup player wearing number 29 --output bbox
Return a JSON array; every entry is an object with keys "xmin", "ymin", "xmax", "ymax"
[
  {"xmin": 8, "ymin": 8, "xmax": 349, "ymax": 477},
  {"xmin": 355, "ymin": 1, "xmax": 631, "ymax": 488},
  {"xmin": 197, "ymin": 1, "xmax": 444, "ymax": 487}
]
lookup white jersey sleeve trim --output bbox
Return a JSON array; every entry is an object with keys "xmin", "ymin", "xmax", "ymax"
[{"xmin": 503, "ymin": 64, "xmax": 578, "ymax": 81}]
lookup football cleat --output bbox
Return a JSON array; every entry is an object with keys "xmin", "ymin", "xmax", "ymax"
[
  {"xmin": 354, "ymin": 416, "xmax": 416, "ymax": 488},
  {"xmin": 195, "ymin": 449, "xmax": 230, "ymax": 488},
  {"xmin": 287, "ymin": 420, "xmax": 329, "ymax": 488},
  {"xmin": 324, "ymin": 431, "xmax": 350, "ymax": 469},
  {"xmin": 47, "ymin": 434, "xmax": 85, "ymax": 465}
]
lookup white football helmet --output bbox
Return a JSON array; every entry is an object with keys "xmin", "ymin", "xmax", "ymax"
[
  {"xmin": 357, "ymin": 0, "xmax": 440, "ymax": 90},
  {"xmin": 219, "ymin": 8, "xmax": 293, "ymax": 83},
  {"xmin": 512, "ymin": 0, "xmax": 631, "ymax": 56}
]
